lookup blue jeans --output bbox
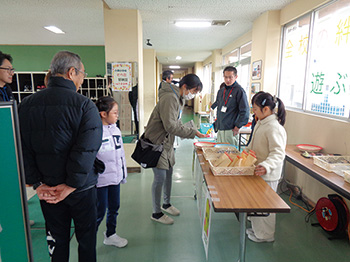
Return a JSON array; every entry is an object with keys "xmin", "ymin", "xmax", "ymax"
[{"xmin": 96, "ymin": 184, "xmax": 120, "ymax": 237}]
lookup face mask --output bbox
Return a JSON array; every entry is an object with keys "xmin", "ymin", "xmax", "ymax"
[{"xmin": 183, "ymin": 92, "xmax": 195, "ymax": 100}]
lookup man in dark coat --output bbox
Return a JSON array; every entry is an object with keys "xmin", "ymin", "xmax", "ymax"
[
  {"xmin": 19, "ymin": 51, "xmax": 102, "ymax": 262},
  {"xmin": 128, "ymin": 84, "xmax": 139, "ymax": 136}
]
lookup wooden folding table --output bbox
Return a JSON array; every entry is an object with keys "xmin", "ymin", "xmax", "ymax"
[{"xmin": 196, "ymin": 151, "xmax": 290, "ymax": 262}]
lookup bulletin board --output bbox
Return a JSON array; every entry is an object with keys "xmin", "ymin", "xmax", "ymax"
[{"xmin": 0, "ymin": 101, "xmax": 33, "ymax": 262}]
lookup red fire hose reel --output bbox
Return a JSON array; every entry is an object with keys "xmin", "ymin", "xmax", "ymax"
[{"xmin": 315, "ymin": 194, "xmax": 349, "ymax": 238}]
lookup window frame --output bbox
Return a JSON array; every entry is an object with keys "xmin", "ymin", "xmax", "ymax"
[{"xmin": 278, "ymin": 0, "xmax": 350, "ymax": 122}]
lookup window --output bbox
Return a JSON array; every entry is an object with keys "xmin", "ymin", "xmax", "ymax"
[
  {"xmin": 306, "ymin": 0, "xmax": 350, "ymax": 117},
  {"xmin": 223, "ymin": 49, "xmax": 239, "ymax": 65},
  {"xmin": 222, "ymin": 42, "xmax": 252, "ymax": 94},
  {"xmin": 240, "ymin": 42, "xmax": 252, "ymax": 60},
  {"xmin": 279, "ymin": 0, "xmax": 350, "ymax": 119},
  {"xmin": 279, "ymin": 15, "xmax": 311, "ymax": 109},
  {"xmin": 203, "ymin": 63, "xmax": 212, "ymax": 94},
  {"xmin": 239, "ymin": 63, "xmax": 250, "ymax": 94}
]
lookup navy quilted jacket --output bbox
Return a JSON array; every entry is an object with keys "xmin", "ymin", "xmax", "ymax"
[{"xmin": 18, "ymin": 76, "xmax": 102, "ymax": 192}]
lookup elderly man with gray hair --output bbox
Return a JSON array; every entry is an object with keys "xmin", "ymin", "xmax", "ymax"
[{"xmin": 19, "ymin": 51, "xmax": 102, "ymax": 262}]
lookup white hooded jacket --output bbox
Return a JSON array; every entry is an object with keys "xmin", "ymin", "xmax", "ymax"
[
  {"xmin": 247, "ymin": 114, "xmax": 287, "ymax": 182},
  {"xmin": 96, "ymin": 124, "xmax": 127, "ymax": 187}
]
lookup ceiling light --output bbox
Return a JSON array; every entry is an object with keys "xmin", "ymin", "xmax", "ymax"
[
  {"xmin": 211, "ymin": 20, "xmax": 230, "ymax": 26},
  {"xmin": 175, "ymin": 21, "xmax": 211, "ymax": 28},
  {"xmin": 44, "ymin": 26, "xmax": 65, "ymax": 34},
  {"xmin": 169, "ymin": 65, "xmax": 180, "ymax": 69},
  {"xmin": 176, "ymin": 56, "xmax": 182, "ymax": 60}
]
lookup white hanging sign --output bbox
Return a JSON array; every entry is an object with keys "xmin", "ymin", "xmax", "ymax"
[{"xmin": 112, "ymin": 62, "xmax": 132, "ymax": 91}]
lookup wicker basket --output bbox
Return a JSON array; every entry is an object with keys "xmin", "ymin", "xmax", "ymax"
[
  {"xmin": 207, "ymin": 159, "xmax": 255, "ymax": 176},
  {"xmin": 202, "ymin": 147, "xmax": 240, "ymax": 160},
  {"xmin": 313, "ymin": 155, "xmax": 350, "ymax": 172}
]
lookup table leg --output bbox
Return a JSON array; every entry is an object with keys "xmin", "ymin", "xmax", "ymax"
[
  {"xmin": 238, "ymin": 212, "xmax": 247, "ymax": 262},
  {"xmin": 192, "ymin": 149, "xmax": 195, "ymax": 178}
]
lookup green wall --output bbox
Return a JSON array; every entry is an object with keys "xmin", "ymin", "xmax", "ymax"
[{"xmin": 0, "ymin": 45, "xmax": 105, "ymax": 77}]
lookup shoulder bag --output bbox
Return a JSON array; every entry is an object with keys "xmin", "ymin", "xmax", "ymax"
[{"xmin": 131, "ymin": 134, "xmax": 165, "ymax": 169}]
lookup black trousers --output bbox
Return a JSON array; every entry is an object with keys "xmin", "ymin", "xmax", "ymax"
[{"xmin": 40, "ymin": 187, "xmax": 97, "ymax": 262}]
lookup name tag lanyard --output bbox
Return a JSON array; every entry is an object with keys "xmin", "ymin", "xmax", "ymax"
[{"xmin": 221, "ymin": 87, "xmax": 233, "ymax": 113}]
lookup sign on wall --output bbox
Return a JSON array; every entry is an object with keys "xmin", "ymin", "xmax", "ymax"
[{"xmin": 112, "ymin": 62, "xmax": 132, "ymax": 91}]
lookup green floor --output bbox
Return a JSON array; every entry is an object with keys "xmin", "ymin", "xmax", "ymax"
[{"xmin": 28, "ymin": 107, "xmax": 350, "ymax": 261}]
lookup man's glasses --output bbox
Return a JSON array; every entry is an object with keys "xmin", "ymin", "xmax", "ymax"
[
  {"xmin": 0, "ymin": 67, "xmax": 15, "ymax": 74},
  {"xmin": 75, "ymin": 68, "xmax": 88, "ymax": 78}
]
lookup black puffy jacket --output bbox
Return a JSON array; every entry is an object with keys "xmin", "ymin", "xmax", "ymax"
[{"xmin": 18, "ymin": 76, "xmax": 102, "ymax": 192}]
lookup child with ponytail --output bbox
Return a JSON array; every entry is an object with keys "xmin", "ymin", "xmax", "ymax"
[{"xmin": 246, "ymin": 91, "xmax": 287, "ymax": 243}]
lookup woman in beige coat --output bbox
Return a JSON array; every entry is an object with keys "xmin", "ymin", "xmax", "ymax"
[{"xmin": 145, "ymin": 74, "xmax": 206, "ymax": 225}]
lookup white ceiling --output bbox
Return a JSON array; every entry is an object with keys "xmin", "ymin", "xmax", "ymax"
[{"xmin": 1, "ymin": 0, "xmax": 294, "ymax": 70}]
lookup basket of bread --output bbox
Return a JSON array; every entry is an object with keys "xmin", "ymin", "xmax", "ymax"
[
  {"xmin": 202, "ymin": 146, "xmax": 240, "ymax": 160},
  {"xmin": 207, "ymin": 150, "xmax": 257, "ymax": 176}
]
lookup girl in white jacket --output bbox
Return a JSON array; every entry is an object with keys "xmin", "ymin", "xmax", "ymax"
[
  {"xmin": 95, "ymin": 97, "xmax": 128, "ymax": 248},
  {"xmin": 246, "ymin": 92, "xmax": 287, "ymax": 243}
]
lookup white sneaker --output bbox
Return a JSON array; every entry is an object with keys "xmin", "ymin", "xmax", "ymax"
[
  {"xmin": 246, "ymin": 228, "xmax": 254, "ymax": 235},
  {"xmin": 103, "ymin": 232, "xmax": 128, "ymax": 247},
  {"xmin": 161, "ymin": 205, "xmax": 180, "ymax": 216},
  {"xmin": 150, "ymin": 214, "xmax": 174, "ymax": 225},
  {"xmin": 247, "ymin": 232, "xmax": 274, "ymax": 243}
]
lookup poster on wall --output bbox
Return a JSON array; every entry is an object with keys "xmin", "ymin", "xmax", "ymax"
[
  {"xmin": 252, "ymin": 60, "xmax": 262, "ymax": 80},
  {"xmin": 112, "ymin": 62, "xmax": 132, "ymax": 91},
  {"xmin": 251, "ymin": 82, "xmax": 261, "ymax": 100}
]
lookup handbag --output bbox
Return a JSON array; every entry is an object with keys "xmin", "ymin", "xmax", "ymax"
[{"xmin": 131, "ymin": 134, "xmax": 164, "ymax": 168}]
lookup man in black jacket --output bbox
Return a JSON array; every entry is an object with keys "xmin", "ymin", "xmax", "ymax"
[
  {"xmin": 19, "ymin": 51, "xmax": 102, "ymax": 262},
  {"xmin": 0, "ymin": 51, "xmax": 15, "ymax": 101}
]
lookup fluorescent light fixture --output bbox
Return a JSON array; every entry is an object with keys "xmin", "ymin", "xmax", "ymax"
[
  {"xmin": 175, "ymin": 21, "xmax": 211, "ymax": 28},
  {"xmin": 176, "ymin": 56, "xmax": 182, "ymax": 60},
  {"xmin": 44, "ymin": 26, "xmax": 65, "ymax": 34},
  {"xmin": 169, "ymin": 65, "xmax": 180, "ymax": 69}
]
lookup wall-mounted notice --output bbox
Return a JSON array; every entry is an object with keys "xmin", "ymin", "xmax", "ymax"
[{"xmin": 112, "ymin": 62, "xmax": 132, "ymax": 91}]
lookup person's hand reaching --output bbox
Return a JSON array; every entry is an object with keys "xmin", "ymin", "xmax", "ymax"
[{"xmin": 196, "ymin": 131, "xmax": 207, "ymax": 138}]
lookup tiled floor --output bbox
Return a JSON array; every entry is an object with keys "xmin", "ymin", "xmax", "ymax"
[{"xmin": 28, "ymin": 107, "xmax": 350, "ymax": 261}]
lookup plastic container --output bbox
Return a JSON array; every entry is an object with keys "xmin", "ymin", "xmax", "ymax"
[
  {"xmin": 313, "ymin": 155, "xmax": 350, "ymax": 172},
  {"xmin": 199, "ymin": 123, "xmax": 213, "ymax": 135}
]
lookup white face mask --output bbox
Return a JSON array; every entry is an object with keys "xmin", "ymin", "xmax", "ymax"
[{"xmin": 183, "ymin": 92, "xmax": 195, "ymax": 100}]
